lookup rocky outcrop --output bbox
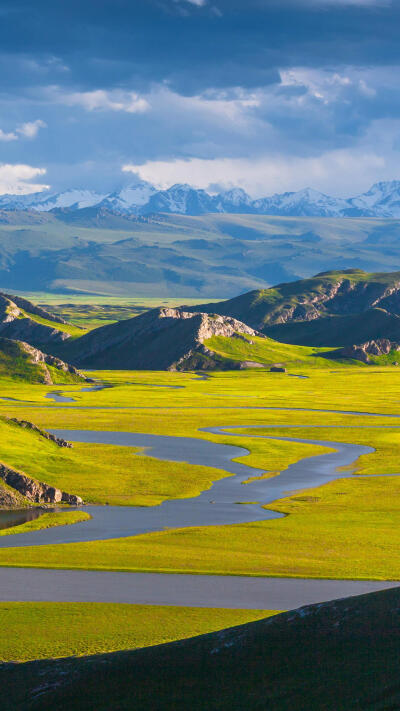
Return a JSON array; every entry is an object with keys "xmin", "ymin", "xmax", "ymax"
[
  {"xmin": 190, "ymin": 270, "xmax": 400, "ymax": 335},
  {"xmin": 62, "ymin": 307, "xmax": 264, "ymax": 371},
  {"xmin": 0, "ymin": 292, "xmax": 73, "ymax": 347},
  {"xmin": 337, "ymin": 339, "xmax": 400, "ymax": 363},
  {"xmin": 1, "ymin": 292, "xmax": 68, "ymax": 325},
  {"xmin": 0, "ymin": 462, "xmax": 83, "ymax": 505},
  {"xmin": 0, "ymin": 483, "xmax": 26, "ymax": 508},
  {"xmin": 6, "ymin": 417, "xmax": 72, "ymax": 448}
]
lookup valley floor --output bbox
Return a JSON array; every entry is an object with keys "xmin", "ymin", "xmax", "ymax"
[{"xmin": 2, "ymin": 363, "xmax": 400, "ymax": 707}]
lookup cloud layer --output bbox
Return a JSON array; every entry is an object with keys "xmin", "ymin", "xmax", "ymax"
[{"xmin": 1, "ymin": 0, "xmax": 400, "ymax": 194}]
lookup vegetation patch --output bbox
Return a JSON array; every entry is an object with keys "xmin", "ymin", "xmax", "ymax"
[
  {"xmin": 0, "ymin": 602, "xmax": 276, "ymax": 662},
  {"xmin": 0, "ymin": 510, "xmax": 91, "ymax": 536}
]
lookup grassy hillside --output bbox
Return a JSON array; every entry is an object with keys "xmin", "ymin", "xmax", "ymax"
[
  {"xmin": 267, "ymin": 307, "xmax": 400, "ymax": 346},
  {"xmin": 0, "ymin": 338, "xmax": 83, "ymax": 384},
  {"xmin": 4, "ymin": 586, "xmax": 400, "ymax": 711},
  {"xmin": 205, "ymin": 333, "xmax": 343, "ymax": 367}
]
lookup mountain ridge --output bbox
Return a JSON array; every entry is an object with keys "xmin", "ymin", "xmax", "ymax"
[{"xmin": 5, "ymin": 180, "xmax": 400, "ymax": 217}]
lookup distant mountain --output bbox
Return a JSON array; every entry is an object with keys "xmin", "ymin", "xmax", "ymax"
[
  {"xmin": 6, "ymin": 180, "xmax": 400, "ymax": 217},
  {"xmin": 192, "ymin": 269, "xmax": 400, "ymax": 346}
]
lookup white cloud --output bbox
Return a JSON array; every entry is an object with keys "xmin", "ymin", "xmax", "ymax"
[
  {"xmin": 123, "ymin": 150, "xmax": 388, "ymax": 198},
  {"xmin": 0, "ymin": 120, "xmax": 46, "ymax": 142},
  {"xmin": 0, "ymin": 164, "xmax": 49, "ymax": 195},
  {"xmin": 0, "ymin": 129, "xmax": 18, "ymax": 142},
  {"xmin": 17, "ymin": 119, "xmax": 47, "ymax": 138},
  {"xmin": 58, "ymin": 89, "xmax": 150, "ymax": 114},
  {"xmin": 183, "ymin": 0, "xmax": 207, "ymax": 5}
]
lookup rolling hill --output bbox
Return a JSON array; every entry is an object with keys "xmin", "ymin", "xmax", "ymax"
[
  {"xmin": 194, "ymin": 269, "xmax": 400, "ymax": 346},
  {"xmin": 58, "ymin": 306, "xmax": 344, "ymax": 371},
  {"xmin": 2, "ymin": 212, "xmax": 400, "ymax": 297},
  {"xmin": 60, "ymin": 307, "xmax": 262, "ymax": 370},
  {"xmin": 4, "ymin": 586, "xmax": 400, "ymax": 711}
]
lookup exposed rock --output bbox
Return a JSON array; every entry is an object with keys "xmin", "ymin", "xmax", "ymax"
[
  {"xmin": 337, "ymin": 338, "xmax": 400, "ymax": 363},
  {"xmin": 6, "ymin": 417, "xmax": 72, "ymax": 448},
  {"xmin": 0, "ymin": 462, "xmax": 83, "ymax": 505},
  {"xmin": 0, "ymin": 484, "xmax": 26, "ymax": 509},
  {"xmin": 190, "ymin": 270, "xmax": 400, "ymax": 336},
  {"xmin": 0, "ymin": 292, "xmax": 73, "ymax": 347},
  {"xmin": 0, "ymin": 292, "xmax": 68, "ymax": 325}
]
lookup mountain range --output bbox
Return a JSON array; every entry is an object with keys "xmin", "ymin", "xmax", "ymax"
[
  {"xmin": 4, "ymin": 180, "xmax": 400, "ymax": 218},
  {"xmin": 4, "ymin": 271, "xmax": 400, "ymax": 371}
]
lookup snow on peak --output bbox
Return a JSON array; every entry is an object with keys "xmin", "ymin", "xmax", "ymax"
[{"xmin": 3, "ymin": 179, "xmax": 400, "ymax": 218}]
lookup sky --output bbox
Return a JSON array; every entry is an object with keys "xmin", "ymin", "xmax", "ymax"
[{"xmin": 1, "ymin": 0, "xmax": 400, "ymax": 197}]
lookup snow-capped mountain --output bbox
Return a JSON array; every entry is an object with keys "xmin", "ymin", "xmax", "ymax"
[
  {"xmin": 0, "ymin": 188, "xmax": 107, "ymax": 211},
  {"xmin": 253, "ymin": 188, "xmax": 350, "ymax": 217},
  {"xmin": 99, "ymin": 181, "xmax": 157, "ymax": 213},
  {"xmin": 5, "ymin": 179, "xmax": 400, "ymax": 218},
  {"xmin": 347, "ymin": 181, "xmax": 400, "ymax": 218},
  {"xmin": 143, "ymin": 184, "xmax": 217, "ymax": 215}
]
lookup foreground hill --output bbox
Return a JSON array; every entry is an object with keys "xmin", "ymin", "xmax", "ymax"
[
  {"xmin": 0, "ymin": 292, "xmax": 82, "ymax": 349},
  {"xmin": 4, "ymin": 586, "xmax": 400, "ymax": 710},
  {"xmin": 195, "ymin": 269, "xmax": 400, "ymax": 346},
  {"xmin": 60, "ymin": 306, "xmax": 344, "ymax": 370},
  {"xmin": 0, "ymin": 338, "xmax": 84, "ymax": 384}
]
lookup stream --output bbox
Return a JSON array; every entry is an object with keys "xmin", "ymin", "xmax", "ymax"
[
  {"xmin": 0, "ymin": 427, "xmax": 372, "ymax": 548},
  {"xmin": 0, "ymin": 400, "xmax": 399, "ymax": 609}
]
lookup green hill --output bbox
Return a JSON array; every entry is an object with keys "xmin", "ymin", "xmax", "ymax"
[
  {"xmin": 0, "ymin": 337, "xmax": 84, "ymax": 384},
  {"xmin": 194, "ymin": 269, "xmax": 400, "ymax": 346},
  {"xmin": 267, "ymin": 307, "xmax": 400, "ymax": 347}
]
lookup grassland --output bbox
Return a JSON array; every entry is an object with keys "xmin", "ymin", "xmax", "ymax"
[
  {"xmin": 18, "ymin": 307, "xmax": 85, "ymax": 338},
  {"xmin": 1, "ymin": 366, "xmax": 400, "ymax": 579},
  {"xmin": 0, "ymin": 602, "xmax": 275, "ymax": 661},
  {"xmin": 34, "ymin": 297, "xmax": 220, "ymax": 330},
  {"xmin": 0, "ymin": 511, "xmax": 91, "ymax": 536},
  {"xmin": 4, "ymin": 587, "xmax": 399, "ymax": 711}
]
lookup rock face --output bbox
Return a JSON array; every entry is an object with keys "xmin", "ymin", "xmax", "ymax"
[
  {"xmin": 191, "ymin": 270, "xmax": 400, "ymax": 334},
  {"xmin": 0, "ymin": 463, "xmax": 83, "ymax": 505},
  {"xmin": 0, "ymin": 292, "xmax": 73, "ymax": 347},
  {"xmin": 0, "ymin": 337, "xmax": 83, "ymax": 384},
  {"xmin": 6, "ymin": 418, "xmax": 72, "ymax": 447},
  {"xmin": 62, "ymin": 307, "xmax": 263, "ymax": 371},
  {"xmin": 337, "ymin": 339, "xmax": 400, "ymax": 363}
]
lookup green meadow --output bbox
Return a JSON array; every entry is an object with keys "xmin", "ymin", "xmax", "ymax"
[
  {"xmin": 1, "ymin": 365, "xmax": 400, "ymax": 582},
  {"xmin": 0, "ymin": 602, "xmax": 275, "ymax": 661},
  {"xmin": 0, "ymin": 511, "xmax": 91, "ymax": 536}
]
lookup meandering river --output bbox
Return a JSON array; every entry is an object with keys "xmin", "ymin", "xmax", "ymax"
[{"xmin": 0, "ymin": 406, "xmax": 399, "ymax": 609}]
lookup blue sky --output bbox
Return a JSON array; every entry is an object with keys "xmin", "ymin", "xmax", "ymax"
[{"xmin": 1, "ymin": 0, "xmax": 400, "ymax": 197}]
